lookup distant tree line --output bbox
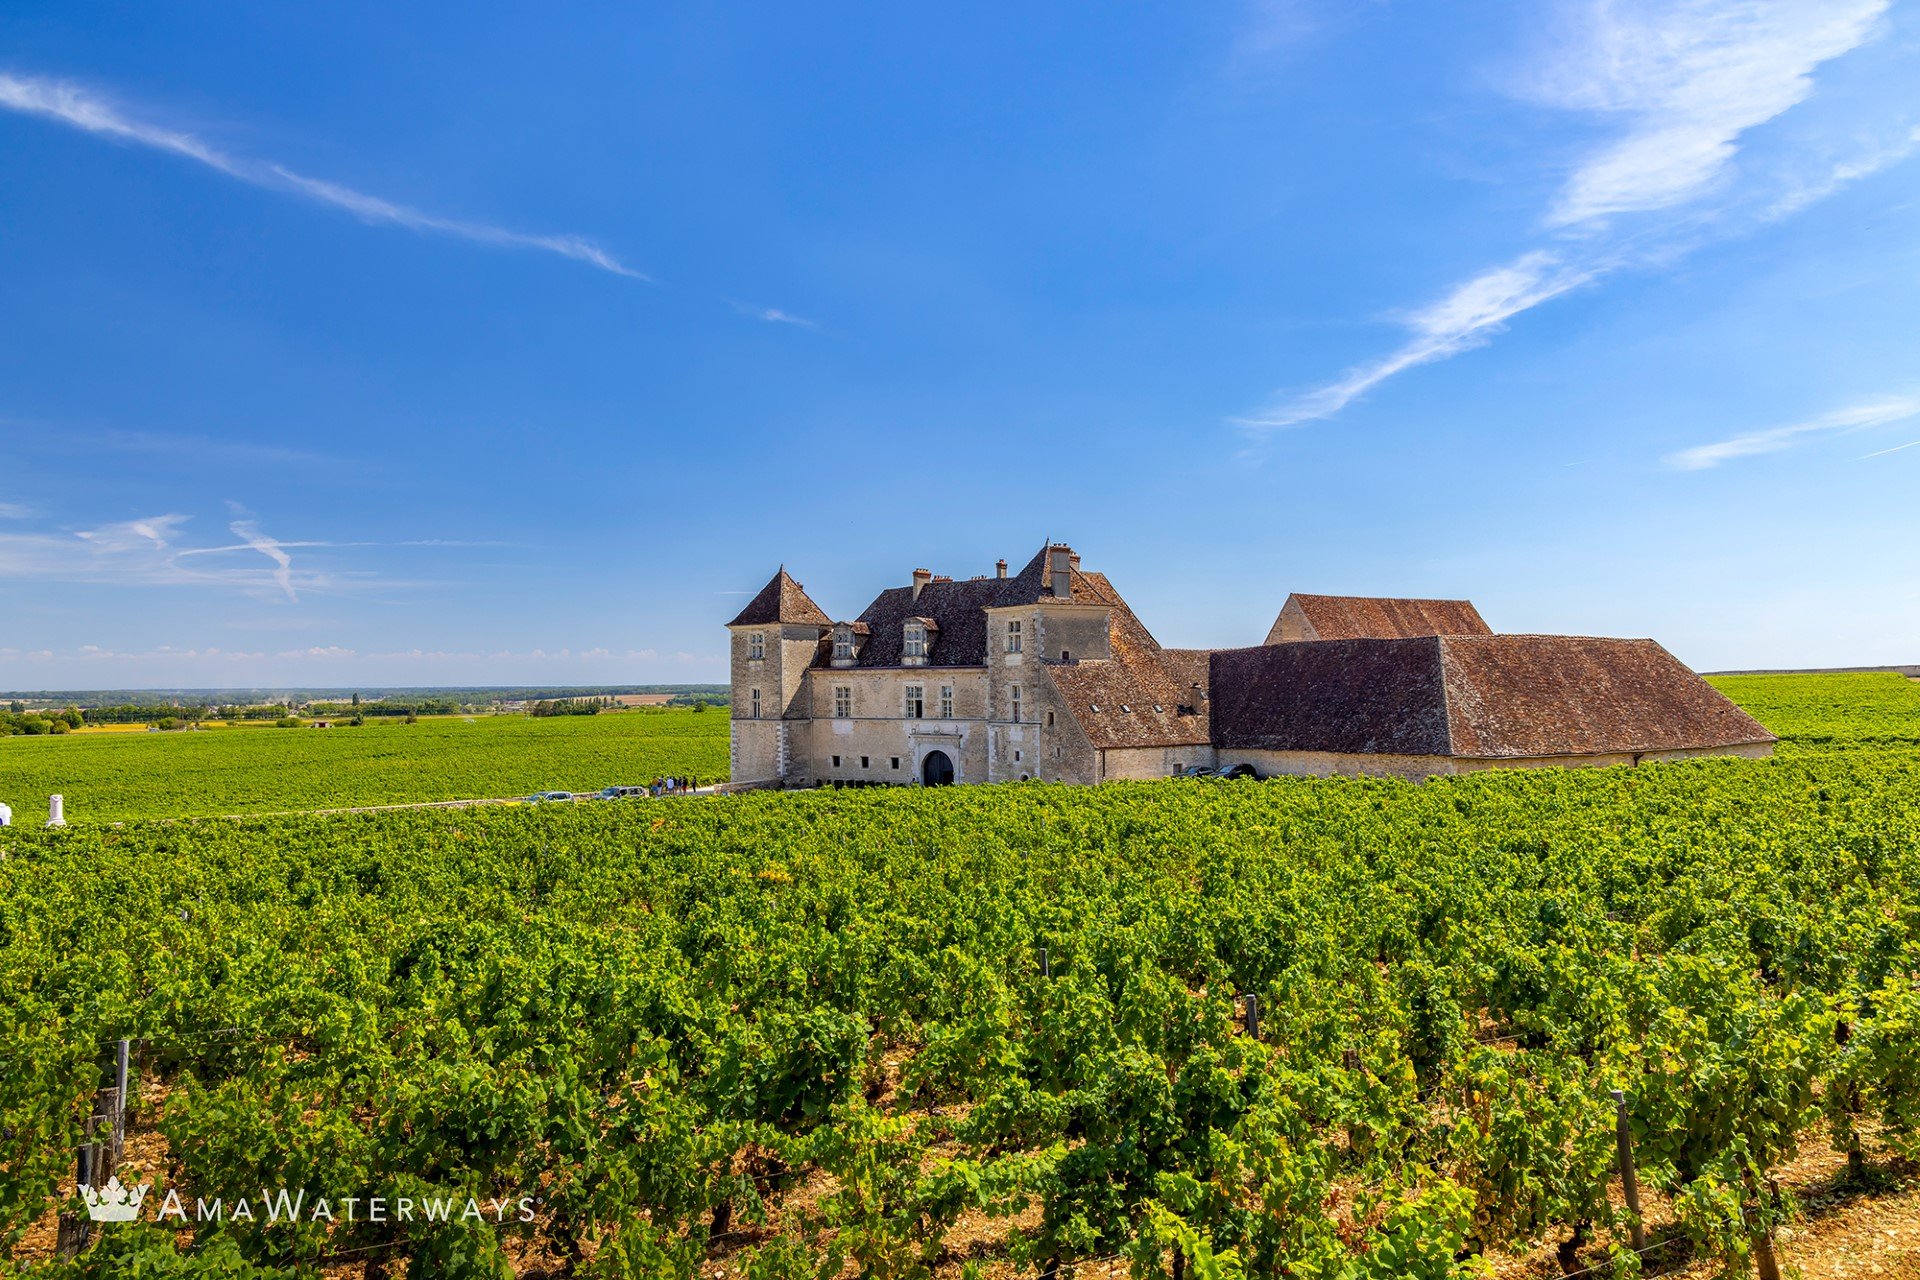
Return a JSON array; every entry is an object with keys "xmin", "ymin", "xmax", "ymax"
[
  {"xmin": 305, "ymin": 697, "xmax": 465, "ymax": 718},
  {"xmin": 78, "ymin": 703, "xmax": 211, "ymax": 724},
  {"xmin": 529, "ymin": 697, "xmax": 611, "ymax": 717},
  {"xmin": 1, "ymin": 707, "xmax": 83, "ymax": 736}
]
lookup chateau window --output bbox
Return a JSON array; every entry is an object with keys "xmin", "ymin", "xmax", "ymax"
[
  {"xmin": 891, "ymin": 757, "xmax": 900, "ymax": 770},
  {"xmin": 833, "ymin": 627, "xmax": 854, "ymax": 662},
  {"xmin": 904, "ymin": 623, "xmax": 926, "ymax": 658},
  {"xmin": 749, "ymin": 632, "xmax": 765, "ymax": 661},
  {"xmin": 1014, "ymin": 750, "xmax": 1022, "ymax": 762},
  {"xmin": 904, "ymin": 685, "xmax": 924, "ymax": 719},
  {"xmin": 834, "ymin": 686, "xmax": 851, "ymax": 718},
  {"xmin": 1006, "ymin": 620, "xmax": 1023, "ymax": 653},
  {"xmin": 750, "ymin": 689, "xmax": 762, "ymax": 719},
  {"xmin": 861, "ymin": 756, "xmax": 870, "ymax": 768},
  {"xmin": 1010, "ymin": 684, "xmax": 1022, "ymax": 723},
  {"xmin": 1046, "ymin": 711, "xmax": 1055, "ymax": 727},
  {"xmin": 939, "ymin": 685, "xmax": 953, "ymax": 719},
  {"xmin": 832, "ymin": 755, "xmax": 841, "ymax": 767}
]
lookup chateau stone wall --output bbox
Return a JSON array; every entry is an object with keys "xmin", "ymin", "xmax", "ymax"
[
  {"xmin": 1224, "ymin": 739, "xmax": 1774, "ymax": 782},
  {"xmin": 1098, "ymin": 743, "xmax": 1216, "ymax": 781},
  {"xmin": 796, "ymin": 667, "xmax": 991, "ymax": 786}
]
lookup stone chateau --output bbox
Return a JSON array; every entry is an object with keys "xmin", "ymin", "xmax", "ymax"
[{"xmin": 727, "ymin": 543, "xmax": 1773, "ymax": 788}]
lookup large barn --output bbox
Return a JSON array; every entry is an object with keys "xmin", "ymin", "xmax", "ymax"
[{"xmin": 726, "ymin": 544, "xmax": 1773, "ymax": 787}]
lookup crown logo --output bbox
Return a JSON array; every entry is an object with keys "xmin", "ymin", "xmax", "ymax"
[{"xmin": 79, "ymin": 1176, "xmax": 148, "ymax": 1223}]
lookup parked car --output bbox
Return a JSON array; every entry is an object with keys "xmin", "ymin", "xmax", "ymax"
[
  {"xmin": 1215, "ymin": 763, "xmax": 1257, "ymax": 780},
  {"xmin": 596, "ymin": 785, "xmax": 647, "ymax": 799},
  {"xmin": 1175, "ymin": 764, "xmax": 1217, "ymax": 779},
  {"xmin": 527, "ymin": 790, "xmax": 575, "ymax": 803}
]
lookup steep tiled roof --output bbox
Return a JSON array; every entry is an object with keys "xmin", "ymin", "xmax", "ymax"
[
  {"xmin": 1210, "ymin": 635, "xmax": 1774, "ymax": 759},
  {"xmin": 1210, "ymin": 639, "xmax": 1454, "ymax": 755},
  {"xmin": 728, "ymin": 568, "xmax": 832, "ymax": 629},
  {"xmin": 993, "ymin": 546, "xmax": 1110, "ymax": 606},
  {"xmin": 1047, "ymin": 594, "xmax": 1211, "ymax": 750},
  {"xmin": 816, "ymin": 545, "xmax": 1211, "ymax": 749},
  {"xmin": 1277, "ymin": 594, "xmax": 1491, "ymax": 642},
  {"xmin": 831, "ymin": 544, "xmax": 1099, "ymax": 668},
  {"xmin": 1438, "ymin": 635, "xmax": 1775, "ymax": 757},
  {"xmin": 846, "ymin": 576, "xmax": 1006, "ymax": 667}
]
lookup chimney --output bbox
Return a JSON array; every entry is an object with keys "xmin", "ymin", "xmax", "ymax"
[
  {"xmin": 996, "ymin": 559, "xmax": 1008, "ymax": 579},
  {"xmin": 911, "ymin": 567, "xmax": 932, "ymax": 601},
  {"xmin": 1047, "ymin": 545, "xmax": 1073, "ymax": 597}
]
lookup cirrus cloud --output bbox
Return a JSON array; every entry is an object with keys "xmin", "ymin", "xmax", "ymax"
[{"xmin": 1240, "ymin": 0, "xmax": 1903, "ymax": 435}]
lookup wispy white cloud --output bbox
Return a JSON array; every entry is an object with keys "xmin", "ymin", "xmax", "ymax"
[
  {"xmin": 227, "ymin": 518, "xmax": 298, "ymax": 602},
  {"xmin": 73, "ymin": 513, "xmax": 191, "ymax": 554},
  {"xmin": 727, "ymin": 299, "xmax": 818, "ymax": 328},
  {"xmin": 1763, "ymin": 122, "xmax": 1920, "ymax": 219},
  {"xmin": 0, "ymin": 502, "xmax": 34, "ymax": 519},
  {"xmin": 1665, "ymin": 394, "xmax": 1920, "ymax": 469},
  {"xmin": 0, "ymin": 73, "xmax": 243, "ymax": 173},
  {"xmin": 1236, "ymin": 251, "xmax": 1597, "ymax": 429},
  {"xmin": 1860, "ymin": 438, "xmax": 1920, "ymax": 459},
  {"xmin": 1528, "ymin": 0, "xmax": 1890, "ymax": 227},
  {"xmin": 0, "ymin": 72, "xmax": 646, "ymax": 280},
  {"xmin": 394, "ymin": 538, "xmax": 520, "ymax": 548},
  {"xmin": 1241, "ymin": 0, "xmax": 1902, "ymax": 433},
  {"xmin": 0, "ymin": 510, "xmax": 412, "ymax": 597},
  {"xmin": 265, "ymin": 168, "xmax": 647, "ymax": 279}
]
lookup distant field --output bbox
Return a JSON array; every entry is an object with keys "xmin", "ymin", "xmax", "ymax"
[
  {"xmin": 1708, "ymin": 671, "xmax": 1920, "ymax": 751},
  {"xmin": 0, "ymin": 709, "xmax": 729, "ymax": 822}
]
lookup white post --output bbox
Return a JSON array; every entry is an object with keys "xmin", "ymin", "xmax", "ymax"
[
  {"xmin": 0, "ymin": 801, "xmax": 12, "ymax": 827},
  {"xmin": 47, "ymin": 794, "xmax": 66, "ymax": 827}
]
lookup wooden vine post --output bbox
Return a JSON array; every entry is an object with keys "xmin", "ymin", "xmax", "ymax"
[
  {"xmin": 54, "ymin": 1039, "xmax": 130, "ymax": 1260},
  {"xmin": 1610, "ymin": 1089, "xmax": 1646, "ymax": 1253}
]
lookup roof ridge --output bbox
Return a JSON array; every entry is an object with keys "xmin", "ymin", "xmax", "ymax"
[{"xmin": 1435, "ymin": 634, "xmax": 1460, "ymax": 756}]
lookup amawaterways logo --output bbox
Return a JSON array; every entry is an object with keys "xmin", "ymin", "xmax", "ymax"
[
  {"xmin": 80, "ymin": 1180, "xmax": 536, "ymax": 1226},
  {"xmin": 80, "ymin": 1177, "xmax": 148, "ymax": 1222}
]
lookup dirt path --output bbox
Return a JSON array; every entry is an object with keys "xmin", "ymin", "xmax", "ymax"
[{"xmin": 210, "ymin": 785, "xmax": 728, "ymax": 820}]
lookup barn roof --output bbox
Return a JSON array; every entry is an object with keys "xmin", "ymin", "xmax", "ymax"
[
  {"xmin": 1210, "ymin": 635, "xmax": 1774, "ymax": 759},
  {"xmin": 727, "ymin": 568, "xmax": 832, "ymax": 629},
  {"xmin": 1279, "ymin": 594, "xmax": 1492, "ymax": 642}
]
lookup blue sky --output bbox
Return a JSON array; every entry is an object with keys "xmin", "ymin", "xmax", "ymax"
[{"xmin": 2, "ymin": 0, "xmax": 1917, "ymax": 688}]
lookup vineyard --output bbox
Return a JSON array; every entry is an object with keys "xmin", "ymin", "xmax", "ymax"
[
  {"xmin": 0, "ymin": 675, "xmax": 1917, "ymax": 1278},
  {"xmin": 0, "ymin": 710, "xmax": 729, "ymax": 822},
  {"xmin": 1707, "ymin": 673, "xmax": 1920, "ymax": 752}
]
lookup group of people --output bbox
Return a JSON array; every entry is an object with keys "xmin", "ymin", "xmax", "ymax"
[{"xmin": 648, "ymin": 776, "xmax": 695, "ymax": 797}]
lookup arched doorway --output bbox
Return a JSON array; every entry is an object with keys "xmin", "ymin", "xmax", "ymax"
[{"xmin": 921, "ymin": 750, "xmax": 955, "ymax": 786}]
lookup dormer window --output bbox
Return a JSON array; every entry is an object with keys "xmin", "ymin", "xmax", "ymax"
[
  {"xmin": 748, "ymin": 632, "xmax": 765, "ymax": 661},
  {"xmin": 904, "ymin": 622, "xmax": 927, "ymax": 658},
  {"xmin": 833, "ymin": 625, "xmax": 854, "ymax": 663}
]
